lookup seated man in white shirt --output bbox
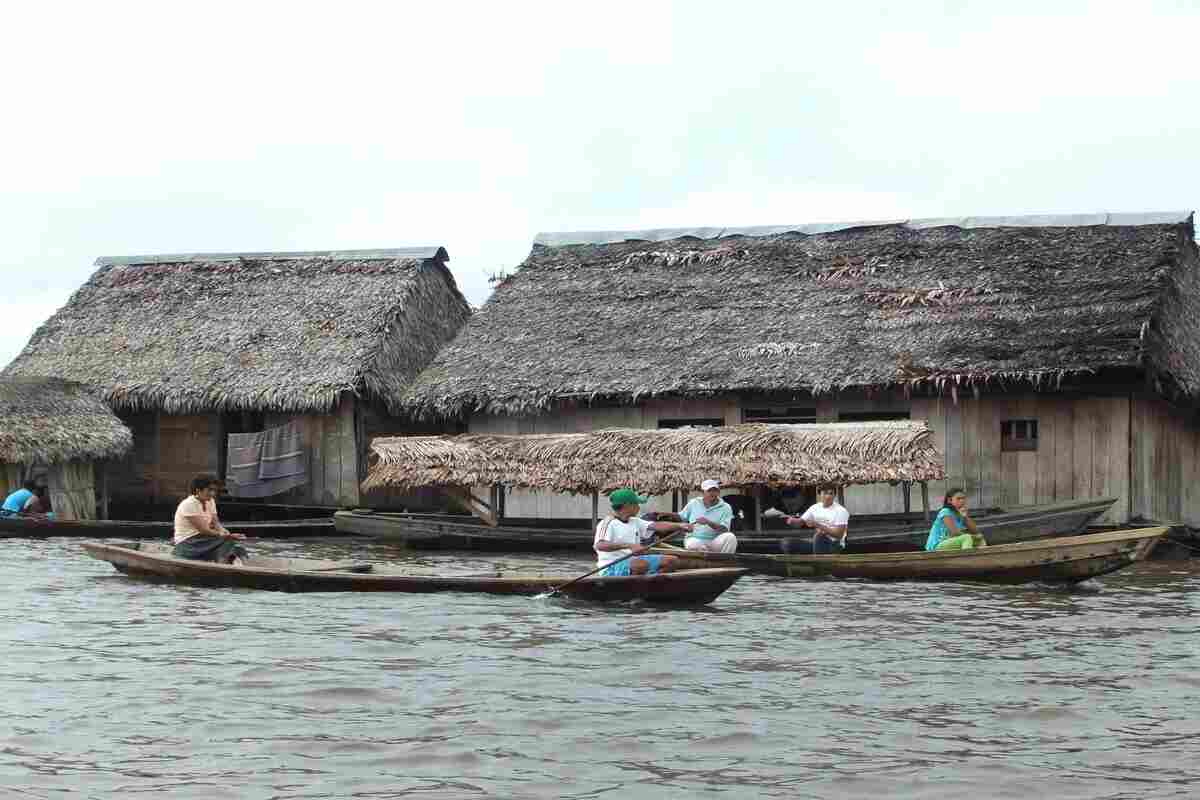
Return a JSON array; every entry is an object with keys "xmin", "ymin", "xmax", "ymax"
[
  {"xmin": 678, "ymin": 479, "xmax": 738, "ymax": 553},
  {"xmin": 594, "ymin": 488, "xmax": 693, "ymax": 577},
  {"xmin": 784, "ymin": 485, "xmax": 849, "ymax": 554}
]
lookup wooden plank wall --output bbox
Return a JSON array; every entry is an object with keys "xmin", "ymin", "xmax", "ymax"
[
  {"xmin": 469, "ymin": 389, "xmax": 1141, "ymax": 524},
  {"xmin": 46, "ymin": 460, "xmax": 97, "ymax": 520},
  {"xmin": 157, "ymin": 414, "xmax": 220, "ymax": 502},
  {"xmin": 265, "ymin": 395, "xmax": 360, "ymax": 507},
  {"xmin": 918, "ymin": 393, "xmax": 1130, "ymax": 524},
  {"xmin": 104, "ymin": 412, "xmax": 158, "ymax": 503},
  {"xmin": 1130, "ymin": 394, "xmax": 1200, "ymax": 526},
  {"xmin": 105, "ymin": 402, "xmax": 363, "ymax": 509},
  {"xmin": 102, "ymin": 412, "xmax": 219, "ymax": 505}
]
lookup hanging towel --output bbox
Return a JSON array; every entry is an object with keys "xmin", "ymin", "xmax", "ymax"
[{"xmin": 226, "ymin": 421, "xmax": 308, "ymax": 498}]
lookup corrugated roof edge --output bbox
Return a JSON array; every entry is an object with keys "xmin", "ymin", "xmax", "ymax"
[
  {"xmin": 534, "ymin": 211, "xmax": 1195, "ymax": 248},
  {"xmin": 95, "ymin": 246, "xmax": 449, "ymax": 266}
]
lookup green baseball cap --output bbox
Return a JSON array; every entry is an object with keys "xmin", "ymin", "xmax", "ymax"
[{"xmin": 609, "ymin": 488, "xmax": 648, "ymax": 508}]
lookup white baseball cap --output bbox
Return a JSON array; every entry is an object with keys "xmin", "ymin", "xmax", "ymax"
[{"xmin": 700, "ymin": 479, "xmax": 721, "ymax": 491}]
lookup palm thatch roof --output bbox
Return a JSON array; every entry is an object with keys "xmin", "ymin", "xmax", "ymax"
[
  {"xmin": 400, "ymin": 212, "xmax": 1200, "ymax": 418},
  {"xmin": 363, "ymin": 421, "xmax": 945, "ymax": 494},
  {"xmin": 0, "ymin": 377, "xmax": 133, "ymax": 464},
  {"xmin": 4, "ymin": 248, "xmax": 471, "ymax": 414}
]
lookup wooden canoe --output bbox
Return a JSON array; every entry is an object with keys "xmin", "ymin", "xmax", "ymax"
[
  {"xmin": 0, "ymin": 514, "xmax": 334, "ymax": 539},
  {"xmin": 653, "ymin": 527, "xmax": 1168, "ymax": 584},
  {"xmin": 80, "ymin": 542, "xmax": 747, "ymax": 604},
  {"xmin": 332, "ymin": 496, "xmax": 1117, "ymax": 553}
]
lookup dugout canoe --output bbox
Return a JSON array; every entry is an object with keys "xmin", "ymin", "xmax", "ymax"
[
  {"xmin": 332, "ymin": 496, "xmax": 1117, "ymax": 553},
  {"xmin": 80, "ymin": 542, "xmax": 746, "ymax": 604},
  {"xmin": 653, "ymin": 527, "xmax": 1167, "ymax": 584},
  {"xmin": 0, "ymin": 514, "xmax": 334, "ymax": 539}
]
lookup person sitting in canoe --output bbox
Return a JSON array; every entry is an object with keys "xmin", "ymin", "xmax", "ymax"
[
  {"xmin": 678, "ymin": 479, "xmax": 738, "ymax": 553},
  {"xmin": 24, "ymin": 486, "xmax": 53, "ymax": 518},
  {"xmin": 1, "ymin": 479, "xmax": 38, "ymax": 517},
  {"xmin": 925, "ymin": 488, "xmax": 988, "ymax": 551},
  {"xmin": 595, "ymin": 488, "xmax": 692, "ymax": 576},
  {"xmin": 784, "ymin": 485, "xmax": 849, "ymax": 554},
  {"xmin": 173, "ymin": 474, "xmax": 248, "ymax": 565}
]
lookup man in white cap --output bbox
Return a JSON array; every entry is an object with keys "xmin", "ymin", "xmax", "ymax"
[{"xmin": 677, "ymin": 479, "xmax": 738, "ymax": 553}]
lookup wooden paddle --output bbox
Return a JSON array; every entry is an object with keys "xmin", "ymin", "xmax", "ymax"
[{"xmin": 542, "ymin": 526, "xmax": 689, "ymax": 598}]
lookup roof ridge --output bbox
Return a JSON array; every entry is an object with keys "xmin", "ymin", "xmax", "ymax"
[
  {"xmin": 95, "ymin": 246, "xmax": 448, "ymax": 267},
  {"xmin": 534, "ymin": 211, "xmax": 1195, "ymax": 248}
]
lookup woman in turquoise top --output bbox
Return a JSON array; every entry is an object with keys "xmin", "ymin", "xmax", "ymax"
[{"xmin": 925, "ymin": 488, "xmax": 987, "ymax": 551}]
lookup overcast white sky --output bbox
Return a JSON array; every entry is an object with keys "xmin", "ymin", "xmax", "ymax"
[{"xmin": 3, "ymin": 0, "xmax": 1198, "ymax": 367}]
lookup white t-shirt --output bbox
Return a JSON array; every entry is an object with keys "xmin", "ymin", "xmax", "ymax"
[
  {"xmin": 594, "ymin": 516, "xmax": 653, "ymax": 568},
  {"xmin": 800, "ymin": 502, "xmax": 850, "ymax": 539},
  {"xmin": 174, "ymin": 495, "xmax": 216, "ymax": 544}
]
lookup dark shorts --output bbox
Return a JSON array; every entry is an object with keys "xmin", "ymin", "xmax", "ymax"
[
  {"xmin": 781, "ymin": 535, "xmax": 844, "ymax": 555},
  {"xmin": 174, "ymin": 535, "xmax": 247, "ymax": 563}
]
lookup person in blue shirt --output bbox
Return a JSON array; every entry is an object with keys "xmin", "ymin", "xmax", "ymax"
[
  {"xmin": 925, "ymin": 488, "xmax": 987, "ymax": 551},
  {"xmin": 1, "ymin": 480, "xmax": 38, "ymax": 516},
  {"xmin": 679, "ymin": 479, "xmax": 738, "ymax": 553}
]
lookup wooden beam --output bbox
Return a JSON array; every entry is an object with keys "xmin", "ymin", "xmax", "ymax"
[
  {"xmin": 902, "ymin": 481, "xmax": 912, "ymax": 518},
  {"xmin": 755, "ymin": 484, "xmax": 764, "ymax": 532},
  {"xmin": 920, "ymin": 481, "xmax": 931, "ymax": 523},
  {"xmin": 153, "ymin": 411, "xmax": 162, "ymax": 505},
  {"xmin": 99, "ymin": 462, "xmax": 109, "ymax": 521},
  {"xmin": 591, "ymin": 491, "xmax": 599, "ymax": 533},
  {"xmin": 446, "ymin": 486, "xmax": 498, "ymax": 527},
  {"xmin": 837, "ymin": 486, "xmax": 846, "ymax": 506}
]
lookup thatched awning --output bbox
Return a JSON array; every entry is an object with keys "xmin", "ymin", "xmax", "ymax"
[
  {"xmin": 363, "ymin": 421, "xmax": 946, "ymax": 494},
  {"xmin": 400, "ymin": 212, "xmax": 1200, "ymax": 417},
  {"xmin": 5, "ymin": 248, "xmax": 471, "ymax": 414},
  {"xmin": 0, "ymin": 378, "xmax": 133, "ymax": 464}
]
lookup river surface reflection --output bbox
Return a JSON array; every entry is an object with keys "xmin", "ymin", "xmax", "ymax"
[{"xmin": 1, "ymin": 538, "xmax": 1197, "ymax": 799}]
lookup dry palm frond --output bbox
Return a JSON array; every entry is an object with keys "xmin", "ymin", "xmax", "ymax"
[
  {"xmin": 0, "ymin": 377, "xmax": 133, "ymax": 464},
  {"xmin": 5, "ymin": 249, "xmax": 471, "ymax": 414},
  {"xmin": 363, "ymin": 420, "xmax": 945, "ymax": 494},
  {"xmin": 399, "ymin": 215, "xmax": 1198, "ymax": 418}
]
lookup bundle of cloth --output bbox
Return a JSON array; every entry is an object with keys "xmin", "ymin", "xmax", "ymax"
[{"xmin": 225, "ymin": 421, "xmax": 308, "ymax": 498}]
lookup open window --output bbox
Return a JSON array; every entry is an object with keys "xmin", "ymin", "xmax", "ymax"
[
  {"xmin": 657, "ymin": 418, "xmax": 724, "ymax": 429},
  {"xmin": 742, "ymin": 406, "xmax": 817, "ymax": 424},
  {"xmin": 1001, "ymin": 419, "xmax": 1038, "ymax": 452},
  {"xmin": 838, "ymin": 411, "xmax": 910, "ymax": 422}
]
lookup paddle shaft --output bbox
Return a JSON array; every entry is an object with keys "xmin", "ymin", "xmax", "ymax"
[{"xmin": 548, "ymin": 526, "xmax": 688, "ymax": 596}]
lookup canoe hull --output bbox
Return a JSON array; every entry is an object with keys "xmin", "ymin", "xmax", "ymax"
[
  {"xmin": 81, "ymin": 543, "xmax": 745, "ymax": 604},
  {"xmin": 333, "ymin": 497, "xmax": 1117, "ymax": 554},
  {"xmin": 658, "ymin": 527, "xmax": 1166, "ymax": 584}
]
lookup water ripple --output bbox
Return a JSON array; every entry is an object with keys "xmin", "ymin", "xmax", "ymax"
[{"xmin": 0, "ymin": 538, "xmax": 1196, "ymax": 798}]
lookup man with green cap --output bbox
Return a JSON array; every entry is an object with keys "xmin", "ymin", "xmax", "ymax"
[{"xmin": 594, "ymin": 488, "xmax": 693, "ymax": 577}]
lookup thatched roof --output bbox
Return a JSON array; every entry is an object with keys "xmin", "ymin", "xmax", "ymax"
[
  {"xmin": 0, "ymin": 377, "xmax": 133, "ymax": 464},
  {"xmin": 400, "ymin": 212, "xmax": 1200, "ymax": 417},
  {"xmin": 4, "ymin": 248, "xmax": 471, "ymax": 414},
  {"xmin": 363, "ymin": 421, "xmax": 945, "ymax": 494}
]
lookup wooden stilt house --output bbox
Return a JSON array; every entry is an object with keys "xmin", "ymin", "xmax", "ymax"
[
  {"xmin": 398, "ymin": 212, "xmax": 1200, "ymax": 526},
  {"xmin": 0, "ymin": 377, "xmax": 133, "ymax": 519},
  {"xmin": 4, "ymin": 248, "xmax": 471, "ymax": 512}
]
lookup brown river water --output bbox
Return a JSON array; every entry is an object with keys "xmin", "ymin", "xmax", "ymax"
[{"xmin": 1, "ymin": 537, "xmax": 1197, "ymax": 799}]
